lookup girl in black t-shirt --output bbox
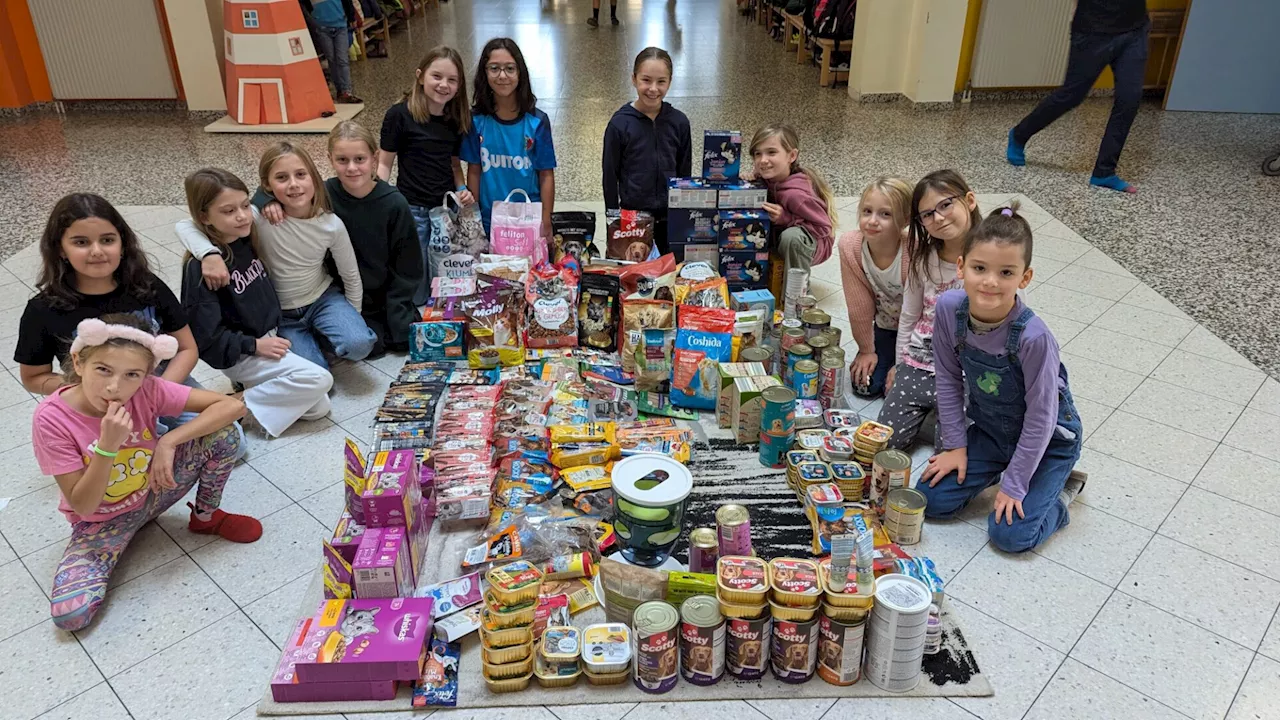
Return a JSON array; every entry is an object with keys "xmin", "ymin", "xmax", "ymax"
[{"xmin": 16, "ymin": 194, "xmax": 201, "ymax": 396}]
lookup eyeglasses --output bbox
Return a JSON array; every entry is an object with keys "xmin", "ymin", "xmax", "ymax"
[
  {"xmin": 485, "ymin": 63, "xmax": 519, "ymax": 77},
  {"xmin": 917, "ymin": 195, "xmax": 960, "ymax": 225}
]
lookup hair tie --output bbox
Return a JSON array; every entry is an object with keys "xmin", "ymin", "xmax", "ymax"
[
  {"xmin": 69, "ymin": 318, "xmax": 179, "ymax": 367},
  {"xmin": 1000, "ymin": 208, "xmax": 1014, "ymax": 217}
]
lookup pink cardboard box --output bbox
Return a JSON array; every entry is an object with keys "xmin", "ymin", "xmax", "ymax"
[
  {"xmin": 271, "ymin": 617, "xmax": 399, "ymax": 703},
  {"xmin": 363, "ymin": 449, "xmax": 427, "ymax": 584},
  {"xmin": 354, "ymin": 527, "xmax": 416, "ymax": 599},
  {"xmin": 292, "ymin": 597, "xmax": 435, "ymax": 684}
]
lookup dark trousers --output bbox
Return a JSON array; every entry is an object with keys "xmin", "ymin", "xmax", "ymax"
[{"xmin": 1013, "ymin": 21, "xmax": 1149, "ymax": 178}]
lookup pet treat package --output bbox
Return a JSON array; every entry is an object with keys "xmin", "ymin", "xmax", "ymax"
[
  {"xmin": 413, "ymin": 639, "xmax": 461, "ymax": 708},
  {"xmin": 490, "ymin": 188, "xmax": 547, "ymax": 266},
  {"xmin": 671, "ymin": 306, "xmax": 737, "ymax": 409},
  {"xmin": 550, "ymin": 211, "xmax": 599, "ymax": 265},
  {"xmin": 606, "ymin": 209, "xmax": 656, "ymax": 262},
  {"xmin": 703, "ymin": 130, "xmax": 742, "ymax": 183},
  {"xmin": 719, "ymin": 210, "xmax": 771, "ymax": 252},
  {"xmin": 720, "ymin": 250, "xmax": 769, "ymax": 289},
  {"xmin": 524, "ymin": 262, "xmax": 580, "ymax": 349},
  {"xmin": 428, "ymin": 191, "xmax": 488, "ymax": 282},
  {"xmin": 578, "ymin": 270, "xmax": 622, "ymax": 351},
  {"xmin": 630, "ymin": 324, "xmax": 675, "ymax": 392},
  {"xmin": 619, "ymin": 253, "xmax": 677, "ymax": 379},
  {"xmin": 409, "ymin": 321, "xmax": 465, "ymax": 362},
  {"xmin": 292, "ymin": 598, "xmax": 435, "ymax": 684},
  {"xmin": 459, "ymin": 285, "xmax": 524, "ymax": 368}
]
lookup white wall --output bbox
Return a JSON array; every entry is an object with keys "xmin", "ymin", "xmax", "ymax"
[
  {"xmin": 849, "ymin": 0, "xmax": 967, "ymax": 103},
  {"xmin": 1165, "ymin": 0, "xmax": 1280, "ymax": 113},
  {"xmin": 162, "ymin": 0, "xmax": 226, "ymax": 111}
]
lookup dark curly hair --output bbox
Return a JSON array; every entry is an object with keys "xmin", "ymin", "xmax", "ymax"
[{"xmin": 36, "ymin": 193, "xmax": 155, "ymax": 310}]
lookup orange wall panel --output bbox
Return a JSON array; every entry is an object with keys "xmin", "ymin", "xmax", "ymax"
[{"xmin": 0, "ymin": 0, "xmax": 53, "ymax": 107}]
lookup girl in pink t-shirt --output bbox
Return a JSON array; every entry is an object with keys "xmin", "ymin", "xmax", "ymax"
[{"xmin": 32, "ymin": 314, "xmax": 260, "ymax": 631}]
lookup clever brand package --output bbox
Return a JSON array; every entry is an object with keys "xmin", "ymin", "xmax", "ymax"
[
  {"xmin": 720, "ymin": 250, "xmax": 769, "ymax": 288},
  {"xmin": 718, "ymin": 209, "xmax": 771, "ymax": 252},
  {"xmin": 271, "ymin": 616, "xmax": 400, "ymax": 703},
  {"xmin": 667, "ymin": 177, "xmax": 718, "ymax": 209},
  {"xmin": 703, "ymin": 130, "xmax": 742, "ymax": 183},
  {"xmin": 731, "ymin": 288, "xmax": 776, "ymax": 321},
  {"xmin": 292, "ymin": 597, "xmax": 435, "ymax": 684},
  {"xmin": 353, "ymin": 526, "xmax": 417, "ymax": 599},
  {"xmin": 717, "ymin": 179, "xmax": 768, "ymax": 209},
  {"xmin": 671, "ymin": 306, "xmax": 737, "ymax": 409}
]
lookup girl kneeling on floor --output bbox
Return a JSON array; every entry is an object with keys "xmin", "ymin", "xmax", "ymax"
[
  {"xmin": 919, "ymin": 205, "xmax": 1086, "ymax": 553},
  {"xmin": 33, "ymin": 314, "xmax": 259, "ymax": 631},
  {"xmin": 747, "ymin": 124, "xmax": 836, "ymax": 276}
]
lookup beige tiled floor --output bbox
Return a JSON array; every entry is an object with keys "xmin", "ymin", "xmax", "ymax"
[{"xmin": 2, "ymin": 195, "xmax": 1279, "ymax": 720}]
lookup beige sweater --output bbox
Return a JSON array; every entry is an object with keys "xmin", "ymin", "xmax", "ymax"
[{"xmin": 836, "ymin": 230, "xmax": 910, "ymax": 355}]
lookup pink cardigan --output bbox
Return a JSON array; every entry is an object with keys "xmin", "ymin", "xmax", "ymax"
[{"xmin": 837, "ymin": 229, "xmax": 910, "ymax": 354}]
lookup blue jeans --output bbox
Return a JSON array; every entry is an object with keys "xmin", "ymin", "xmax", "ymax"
[
  {"xmin": 278, "ymin": 286, "xmax": 377, "ymax": 370},
  {"xmin": 409, "ymin": 204, "xmax": 433, "ymax": 306},
  {"xmin": 312, "ymin": 24, "xmax": 353, "ymax": 95},
  {"xmin": 856, "ymin": 325, "xmax": 898, "ymax": 398},
  {"xmin": 1013, "ymin": 21, "xmax": 1149, "ymax": 178}
]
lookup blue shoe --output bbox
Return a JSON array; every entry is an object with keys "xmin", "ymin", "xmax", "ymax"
[
  {"xmin": 1089, "ymin": 174, "xmax": 1136, "ymax": 193},
  {"xmin": 1006, "ymin": 129, "xmax": 1026, "ymax": 166}
]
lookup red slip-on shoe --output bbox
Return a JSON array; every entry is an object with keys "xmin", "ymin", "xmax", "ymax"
[{"xmin": 188, "ymin": 502, "xmax": 263, "ymax": 543}]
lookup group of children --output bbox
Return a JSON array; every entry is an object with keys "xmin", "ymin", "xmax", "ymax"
[{"xmin": 19, "ymin": 39, "xmax": 1084, "ymax": 632}]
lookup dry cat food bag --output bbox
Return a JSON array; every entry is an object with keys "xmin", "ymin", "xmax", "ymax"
[
  {"xmin": 671, "ymin": 306, "xmax": 735, "ymax": 410},
  {"xmin": 460, "ymin": 285, "xmax": 524, "ymax": 368},
  {"xmin": 579, "ymin": 270, "xmax": 622, "ymax": 352},
  {"xmin": 606, "ymin": 209, "xmax": 656, "ymax": 262},
  {"xmin": 524, "ymin": 262, "xmax": 579, "ymax": 349},
  {"xmin": 428, "ymin": 191, "xmax": 488, "ymax": 282}
]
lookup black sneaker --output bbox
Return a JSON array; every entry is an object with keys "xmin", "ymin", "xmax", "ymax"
[{"xmin": 587, "ymin": 16, "xmax": 599, "ymax": 26}]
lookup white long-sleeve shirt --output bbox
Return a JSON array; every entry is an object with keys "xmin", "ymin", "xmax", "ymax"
[
  {"xmin": 176, "ymin": 207, "xmax": 363, "ymax": 312},
  {"xmin": 894, "ymin": 251, "xmax": 963, "ymax": 373}
]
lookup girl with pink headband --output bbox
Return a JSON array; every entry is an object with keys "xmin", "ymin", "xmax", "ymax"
[{"xmin": 31, "ymin": 314, "xmax": 260, "ymax": 631}]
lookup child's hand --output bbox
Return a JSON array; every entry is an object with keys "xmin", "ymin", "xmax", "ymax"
[
  {"xmin": 98, "ymin": 401, "xmax": 132, "ymax": 451},
  {"xmin": 923, "ymin": 447, "xmax": 967, "ymax": 487},
  {"xmin": 993, "ymin": 490, "xmax": 1025, "ymax": 525},
  {"xmin": 256, "ymin": 336, "xmax": 291, "ymax": 359},
  {"xmin": 201, "ymin": 254, "xmax": 230, "ymax": 290},
  {"xmin": 456, "ymin": 189, "xmax": 475, "ymax": 206},
  {"xmin": 761, "ymin": 201, "xmax": 784, "ymax": 223},
  {"xmin": 262, "ymin": 201, "xmax": 287, "ymax": 225},
  {"xmin": 884, "ymin": 365, "xmax": 897, "ymax": 393},
  {"xmin": 851, "ymin": 352, "xmax": 878, "ymax": 389},
  {"xmin": 148, "ymin": 438, "xmax": 178, "ymax": 491}
]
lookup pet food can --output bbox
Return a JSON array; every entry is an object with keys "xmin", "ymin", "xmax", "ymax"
[
  {"xmin": 795, "ymin": 295, "xmax": 818, "ymax": 318},
  {"xmin": 726, "ymin": 614, "xmax": 772, "ymax": 679},
  {"xmin": 759, "ymin": 430, "xmax": 792, "ymax": 469},
  {"xmin": 863, "ymin": 574, "xmax": 932, "ymax": 693},
  {"xmin": 761, "ymin": 386, "xmax": 797, "ymax": 437},
  {"xmin": 786, "ymin": 344, "xmax": 813, "ymax": 386},
  {"xmin": 612, "ymin": 454, "xmax": 694, "ymax": 567},
  {"xmin": 819, "ymin": 356, "xmax": 845, "ymax": 409},
  {"xmin": 817, "ymin": 614, "xmax": 865, "ymax": 686},
  {"xmin": 793, "ymin": 359, "xmax": 820, "ymax": 400},
  {"xmin": 806, "ymin": 334, "xmax": 831, "ymax": 364},
  {"xmin": 780, "ymin": 327, "xmax": 807, "ymax": 356},
  {"xmin": 716, "ymin": 504, "xmax": 753, "ymax": 557},
  {"xmin": 870, "ymin": 450, "xmax": 912, "ymax": 517},
  {"xmin": 680, "ymin": 595, "xmax": 726, "ymax": 685},
  {"xmin": 689, "ymin": 527, "xmax": 720, "ymax": 574},
  {"xmin": 740, "ymin": 346, "xmax": 773, "ymax": 374},
  {"xmin": 820, "ymin": 326, "xmax": 842, "ymax": 348},
  {"xmin": 633, "ymin": 601, "xmax": 680, "ymax": 694},
  {"xmin": 884, "ymin": 488, "xmax": 927, "ymax": 545},
  {"xmin": 770, "ymin": 617, "xmax": 819, "ymax": 683},
  {"xmin": 801, "ymin": 310, "xmax": 831, "ymax": 340}
]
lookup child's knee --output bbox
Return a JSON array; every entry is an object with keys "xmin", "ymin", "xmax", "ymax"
[{"xmin": 987, "ymin": 517, "xmax": 1037, "ymax": 554}]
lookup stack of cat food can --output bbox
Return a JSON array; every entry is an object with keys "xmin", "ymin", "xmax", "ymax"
[
  {"xmin": 759, "ymin": 386, "xmax": 797, "ymax": 468},
  {"xmin": 581, "ymin": 622, "xmax": 632, "ymax": 685},
  {"xmin": 863, "ymin": 573, "xmax": 933, "ymax": 692},
  {"xmin": 817, "ymin": 557, "xmax": 874, "ymax": 686},
  {"xmin": 481, "ymin": 560, "xmax": 544, "ymax": 692},
  {"xmin": 767, "ymin": 557, "xmax": 823, "ymax": 683},
  {"xmin": 534, "ymin": 626, "xmax": 582, "ymax": 687},
  {"xmin": 716, "ymin": 555, "xmax": 772, "ymax": 680}
]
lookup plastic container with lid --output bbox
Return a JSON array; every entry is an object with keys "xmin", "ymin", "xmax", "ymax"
[
  {"xmin": 805, "ymin": 483, "xmax": 843, "ymax": 508},
  {"xmin": 717, "ymin": 555, "xmax": 770, "ymax": 604},
  {"xmin": 539, "ymin": 626, "xmax": 581, "ymax": 676},
  {"xmin": 481, "ymin": 624, "xmax": 533, "ymax": 649},
  {"xmin": 769, "ymin": 558, "xmax": 822, "ymax": 607},
  {"xmin": 482, "ymin": 637, "xmax": 533, "ymax": 665},
  {"xmin": 818, "ymin": 558, "xmax": 875, "ymax": 608},
  {"xmin": 581, "ymin": 622, "xmax": 631, "ymax": 674},
  {"xmin": 486, "ymin": 559, "xmax": 544, "ymax": 606},
  {"xmin": 482, "ymin": 655, "xmax": 533, "ymax": 680}
]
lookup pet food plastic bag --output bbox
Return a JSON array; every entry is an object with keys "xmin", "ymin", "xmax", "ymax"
[
  {"xmin": 550, "ymin": 211, "xmax": 598, "ymax": 265},
  {"xmin": 490, "ymin": 188, "xmax": 547, "ymax": 266},
  {"xmin": 606, "ymin": 209, "xmax": 656, "ymax": 262},
  {"xmin": 579, "ymin": 270, "xmax": 621, "ymax": 352},
  {"xmin": 460, "ymin": 285, "xmax": 524, "ymax": 368},
  {"xmin": 671, "ymin": 306, "xmax": 736, "ymax": 409},
  {"xmin": 524, "ymin": 261, "xmax": 579, "ymax": 349},
  {"xmin": 428, "ymin": 191, "xmax": 489, "ymax": 283}
]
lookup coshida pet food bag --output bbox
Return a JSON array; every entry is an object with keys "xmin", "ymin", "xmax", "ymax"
[
  {"xmin": 671, "ymin": 306, "xmax": 736, "ymax": 409},
  {"xmin": 428, "ymin": 191, "xmax": 489, "ymax": 283},
  {"xmin": 490, "ymin": 189, "xmax": 547, "ymax": 266}
]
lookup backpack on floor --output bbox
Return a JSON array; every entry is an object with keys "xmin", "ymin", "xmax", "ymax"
[{"xmin": 812, "ymin": 0, "xmax": 855, "ymax": 39}]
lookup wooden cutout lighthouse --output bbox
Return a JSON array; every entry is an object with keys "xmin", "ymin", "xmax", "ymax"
[{"xmin": 224, "ymin": 0, "xmax": 335, "ymax": 125}]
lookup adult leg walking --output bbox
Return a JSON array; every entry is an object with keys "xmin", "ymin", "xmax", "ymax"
[
  {"xmin": 1008, "ymin": 33, "xmax": 1112, "ymax": 165},
  {"xmin": 1089, "ymin": 24, "xmax": 1148, "ymax": 193}
]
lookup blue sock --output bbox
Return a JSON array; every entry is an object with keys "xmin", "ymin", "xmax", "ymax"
[
  {"xmin": 1006, "ymin": 129, "xmax": 1026, "ymax": 166},
  {"xmin": 1089, "ymin": 174, "xmax": 1136, "ymax": 193}
]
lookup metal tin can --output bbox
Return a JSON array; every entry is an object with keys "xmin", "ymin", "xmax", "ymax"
[
  {"xmin": 807, "ymin": 334, "xmax": 831, "ymax": 364},
  {"xmin": 760, "ymin": 385, "xmax": 797, "ymax": 436},
  {"xmin": 793, "ymin": 359, "xmax": 820, "ymax": 400},
  {"xmin": 726, "ymin": 614, "xmax": 772, "ymax": 680},
  {"xmin": 818, "ymin": 356, "xmax": 844, "ymax": 408},
  {"xmin": 759, "ymin": 430, "xmax": 793, "ymax": 469},
  {"xmin": 801, "ymin": 309, "xmax": 831, "ymax": 340},
  {"xmin": 680, "ymin": 595, "xmax": 726, "ymax": 685},
  {"xmin": 770, "ymin": 617, "xmax": 819, "ymax": 683},
  {"xmin": 817, "ymin": 614, "xmax": 865, "ymax": 686},
  {"xmin": 740, "ymin": 346, "xmax": 773, "ymax": 374},
  {"xmin": 786, "ymin": 343, "xmax": 812, "ymax": 386},
  {"xmin": 716, "ymin": 504, "xmax": 753, "ymax": 557},
  {"xmin": 870, "ymin": 450, "xmax": 912, "ymax": 516},
  {"xmin": 633, "ymin": 601, "xmax": 680, "ymax": 694},
  {"xmin": 795, "ymin": 295, "xmax": 818, "ymax": 318},
  {"xmin": 689, "ymin": 527, "xmax": 720, "ymax": 574},
  {"xmin": 819, "ymin": 326, "xmax": 842, "ymax": 348},
  {"xmin": 824, "ymin": 346, "xmax": 845, "ymax": 366},
  {"xmin": 884, "ymin": 488, "xmax": 928, "ymax": 545}
]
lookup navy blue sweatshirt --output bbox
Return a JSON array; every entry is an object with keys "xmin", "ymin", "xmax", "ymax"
[
  {"xmin": 601, "ymin": 102, "xmax": 692, "ymax": 213},
  {"xmin": 181, "ymin": 238, "xmax": 281, "ymax": 369}
]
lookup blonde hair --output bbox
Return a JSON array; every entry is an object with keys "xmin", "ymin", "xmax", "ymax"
[
  {"xmin": 259, "ymin": 142, "xmax": 330, "ymax": 218},
  {"xmin": 183, "ymin": 167, "xmax": 266, "ymax": 268},
  {"xmin": 328, "ymin": 120, "xmax": 378, "ymax": 156},
  {"xmin": 859, "ymin": 176, "xmax": 914, "ymax": 231},
  {"xmin": 748, "ymin": 124, "xmax": 837, "ymax": 227},
  {"xmin": 408, "ymin": 46, "xmax": 472, "ymax": 133}
]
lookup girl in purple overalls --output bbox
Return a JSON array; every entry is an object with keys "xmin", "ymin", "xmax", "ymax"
[{"xmin": 918, "ymin": 204, "xmax": 1087, "ymax": 553}]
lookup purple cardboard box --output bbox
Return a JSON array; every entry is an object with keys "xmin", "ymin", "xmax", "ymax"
[
  {"xmin": 354, "ymin": 527, "xmax": 416, "ymax": 599},
  {"xmin": 293, "ymin": 598, "xmax": 435, "ymax": 684},
  {"xmin": 362, "ymin": 449, "xmax": 426, "ymax": 583},
  {"xmin": 271, "ymin": 617, "xmax": 400, "ymax": 703},
  {"xmin": 330, "ymin": 511, "xmax": 366, "ymax": 565}
]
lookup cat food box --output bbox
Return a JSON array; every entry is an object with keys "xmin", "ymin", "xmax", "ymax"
[
  {"xmin": 720, "ymin": 250, "xmax": 770, "ymax": 289},
  {"xmin": 668, "ymin": 208, "xmax": 721, "ymax": 245},
  {"xmin": 718, "ymin": 210, "xmax": 771, "ymax": 252},
  {"xmin": 362, "ymin": 449, "xmax": 427, "ymax": 579},
  {"xmin": 717, "ymin": 362, "xmax": 769, "ymax": 429},
  {"xmin": 668, "ymin": 177, "xmax": 718, "ymax": 209},
  {"xmin": 671, "ymin": 242, "xmax": 718, "ymax": 267},
  {"xmin": 271, "ymin": 616, "xmax": 399, "ymax": 703},
  {"xmin": 731, "ymin": 374, "xmax": 785, "ymax": 443},
  {"xmin": 702, "ymin": 130, "xmax": 742, "ymax": 183},
  {"xmin": 292, "ymin": 597, "xmax": 435, "ymax": 684},
  {"xmin": 330, "ymin": 511, "xmax": 366, "ymax": 565},
  {"xmin": 731, "ymin": 288, "xmax": 776, "ymax": 321},
  {"xmin": 353, "ymin": 527, "xmax": 416, "ymax": 599},
  {"xmin": 717, "ymin": 179, "xmax": 768, "ymax": 209}
]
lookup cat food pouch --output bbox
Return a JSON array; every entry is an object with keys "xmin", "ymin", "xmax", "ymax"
[
  {"xmin": 460, "ymin": 286, "xmax": 524, "ymax": 368},
  {"xmin": 671, "ymin": 306, "xmax": 736, "ymax": 410},
  {"xmin": 606, "ymin": 209, "xmax": 656, "ymax": 262},
  {"xmin": 550, "ymin": 211, "xmax": 599, "ymax": 265},
  {"xmin": 578, "ymin": 270, "xmax": 621, "ymax": 352}
]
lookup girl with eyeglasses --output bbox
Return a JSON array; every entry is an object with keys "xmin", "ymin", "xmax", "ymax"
[
  {"xmin": 876, "ymin": 169, "xmax": 981, "ymax": 451},
  {"xmin": 461, "ymin": 38, "xmax": 557, "ymax": 238}
]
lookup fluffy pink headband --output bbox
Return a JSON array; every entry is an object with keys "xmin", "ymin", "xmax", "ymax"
[{"xmin": 69, "ymin": 318, "xmax": 179, "ymax": 365}]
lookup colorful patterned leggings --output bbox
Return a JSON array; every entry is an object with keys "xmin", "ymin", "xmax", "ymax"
[{"xmin": 50, "ymin": 424, "xmax": 241, "ymax": 631}]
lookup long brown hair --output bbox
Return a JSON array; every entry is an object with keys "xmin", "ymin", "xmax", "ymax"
[
  {"xmin": 472, "ymin": 38, "xmax": 536, "ymax": 117},
  {"xmin": 183, "ymin": 167, "xmax": 266, "ymax": 267},
  {"xmin": 633, "ymin": 46, "xmax": 673, "ymax": 77},
  {"xmin": 407, "ymin": 46, "xmax": 472, "ymax": 133},
  {"xmin": 906, "ymin": 169, "xmax": 982, "ymax": 285},
  {"xmin": 64, "ymin": 312, "xmax": 156, "ymax": 385},
  {"xmin": 748, "ymin": 124, "xmax": 837, "ymax": 227},
  {"xmin": 258, "ymin": 142, "xmax": 330, "ymax": 218},
  {"xmin": 36, "ymin": 193, "xmax": 155, "ymax": 311}
]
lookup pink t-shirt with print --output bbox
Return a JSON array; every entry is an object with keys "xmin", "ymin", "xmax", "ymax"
[{"xmin": 32, "ymin": 376, "xmax": 191, "ymax": 524}]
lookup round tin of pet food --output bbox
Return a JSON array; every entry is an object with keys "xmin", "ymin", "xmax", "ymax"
[
  {"xmin": 633, "ymin": 601, "xmax": 680, "ymax": 694},
  {"xmin": 807, "ymin": 334, "xmax": 831, "ymax": 364},
  {"xmin": 820, "ymin": 326, "xmax": 842, "ymax": 348},
  {"xmin": 740, "ymin": 346, "xmax": 773, "ymax": 374},
  {"xmin": 870, "ymin": 450, "xmax": 912, "ymax": 516},
  {"xmin": 770, "ymin": 617, "xmax": 819, "ymax": 683},
  {"xmin": 793, "ymin": 359, "xmax": 820, "ymax": 400},
  {"xmin": 716, "ymin": 504, "xmax": 753, "ymax": 557},
  {"xmin": 817, "ymin": 613, "xmax": 865, "ymax": 686},
  {"xmin": 801, "ymin": 309, "xmax": 830, "ymax": 340},
  {"xmin": 759, "ymin": 430, "xmax": 792, "ymax": 469},
  {"xmin": 884, "ymin": 488, "xmax": 927, "ymax": 545},
  {"xmin": 760, "ymin": 386, "xmax": 797, "ymax": 437},
  {"xmin": 786, "ymin": 343, "xmax": 813, "ymax": 380},
  {"xmin": 680, "ymin": 595, "xmax": 726, "ymax": 685},
  {"xmin": 726, "ymin": 614, "xmax": 772, "ymax": 680},
  {"xmin": 689, "ymin": 527, "xmax": 720, "ymax": 574},
  {"xmin": 819, "ymin": 356, "xmax": 845, "ymax": 409},
  {"xmin": 863, "ymin": 574, "xmax": 931, "ymax": 693},
  {"xmin": 780, "ymin": 327, "xmax": 807, "ymax": 355},
  {"xmin": 795, "ymin": 295, "xmax": 818, "ymax": 318}
]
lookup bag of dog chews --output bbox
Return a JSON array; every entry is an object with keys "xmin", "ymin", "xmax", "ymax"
[{"xmin": 671, "ymin": 306, "xmax": 736, "ymax": 410}]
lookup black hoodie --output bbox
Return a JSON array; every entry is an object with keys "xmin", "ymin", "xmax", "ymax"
[
  {"xmin": 181, "ymin": 238, "xmax": 281, "ymax": 369},
  {"xmin": 602, "ymin": 102, "xmax": 692, "ymax": 213}
]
